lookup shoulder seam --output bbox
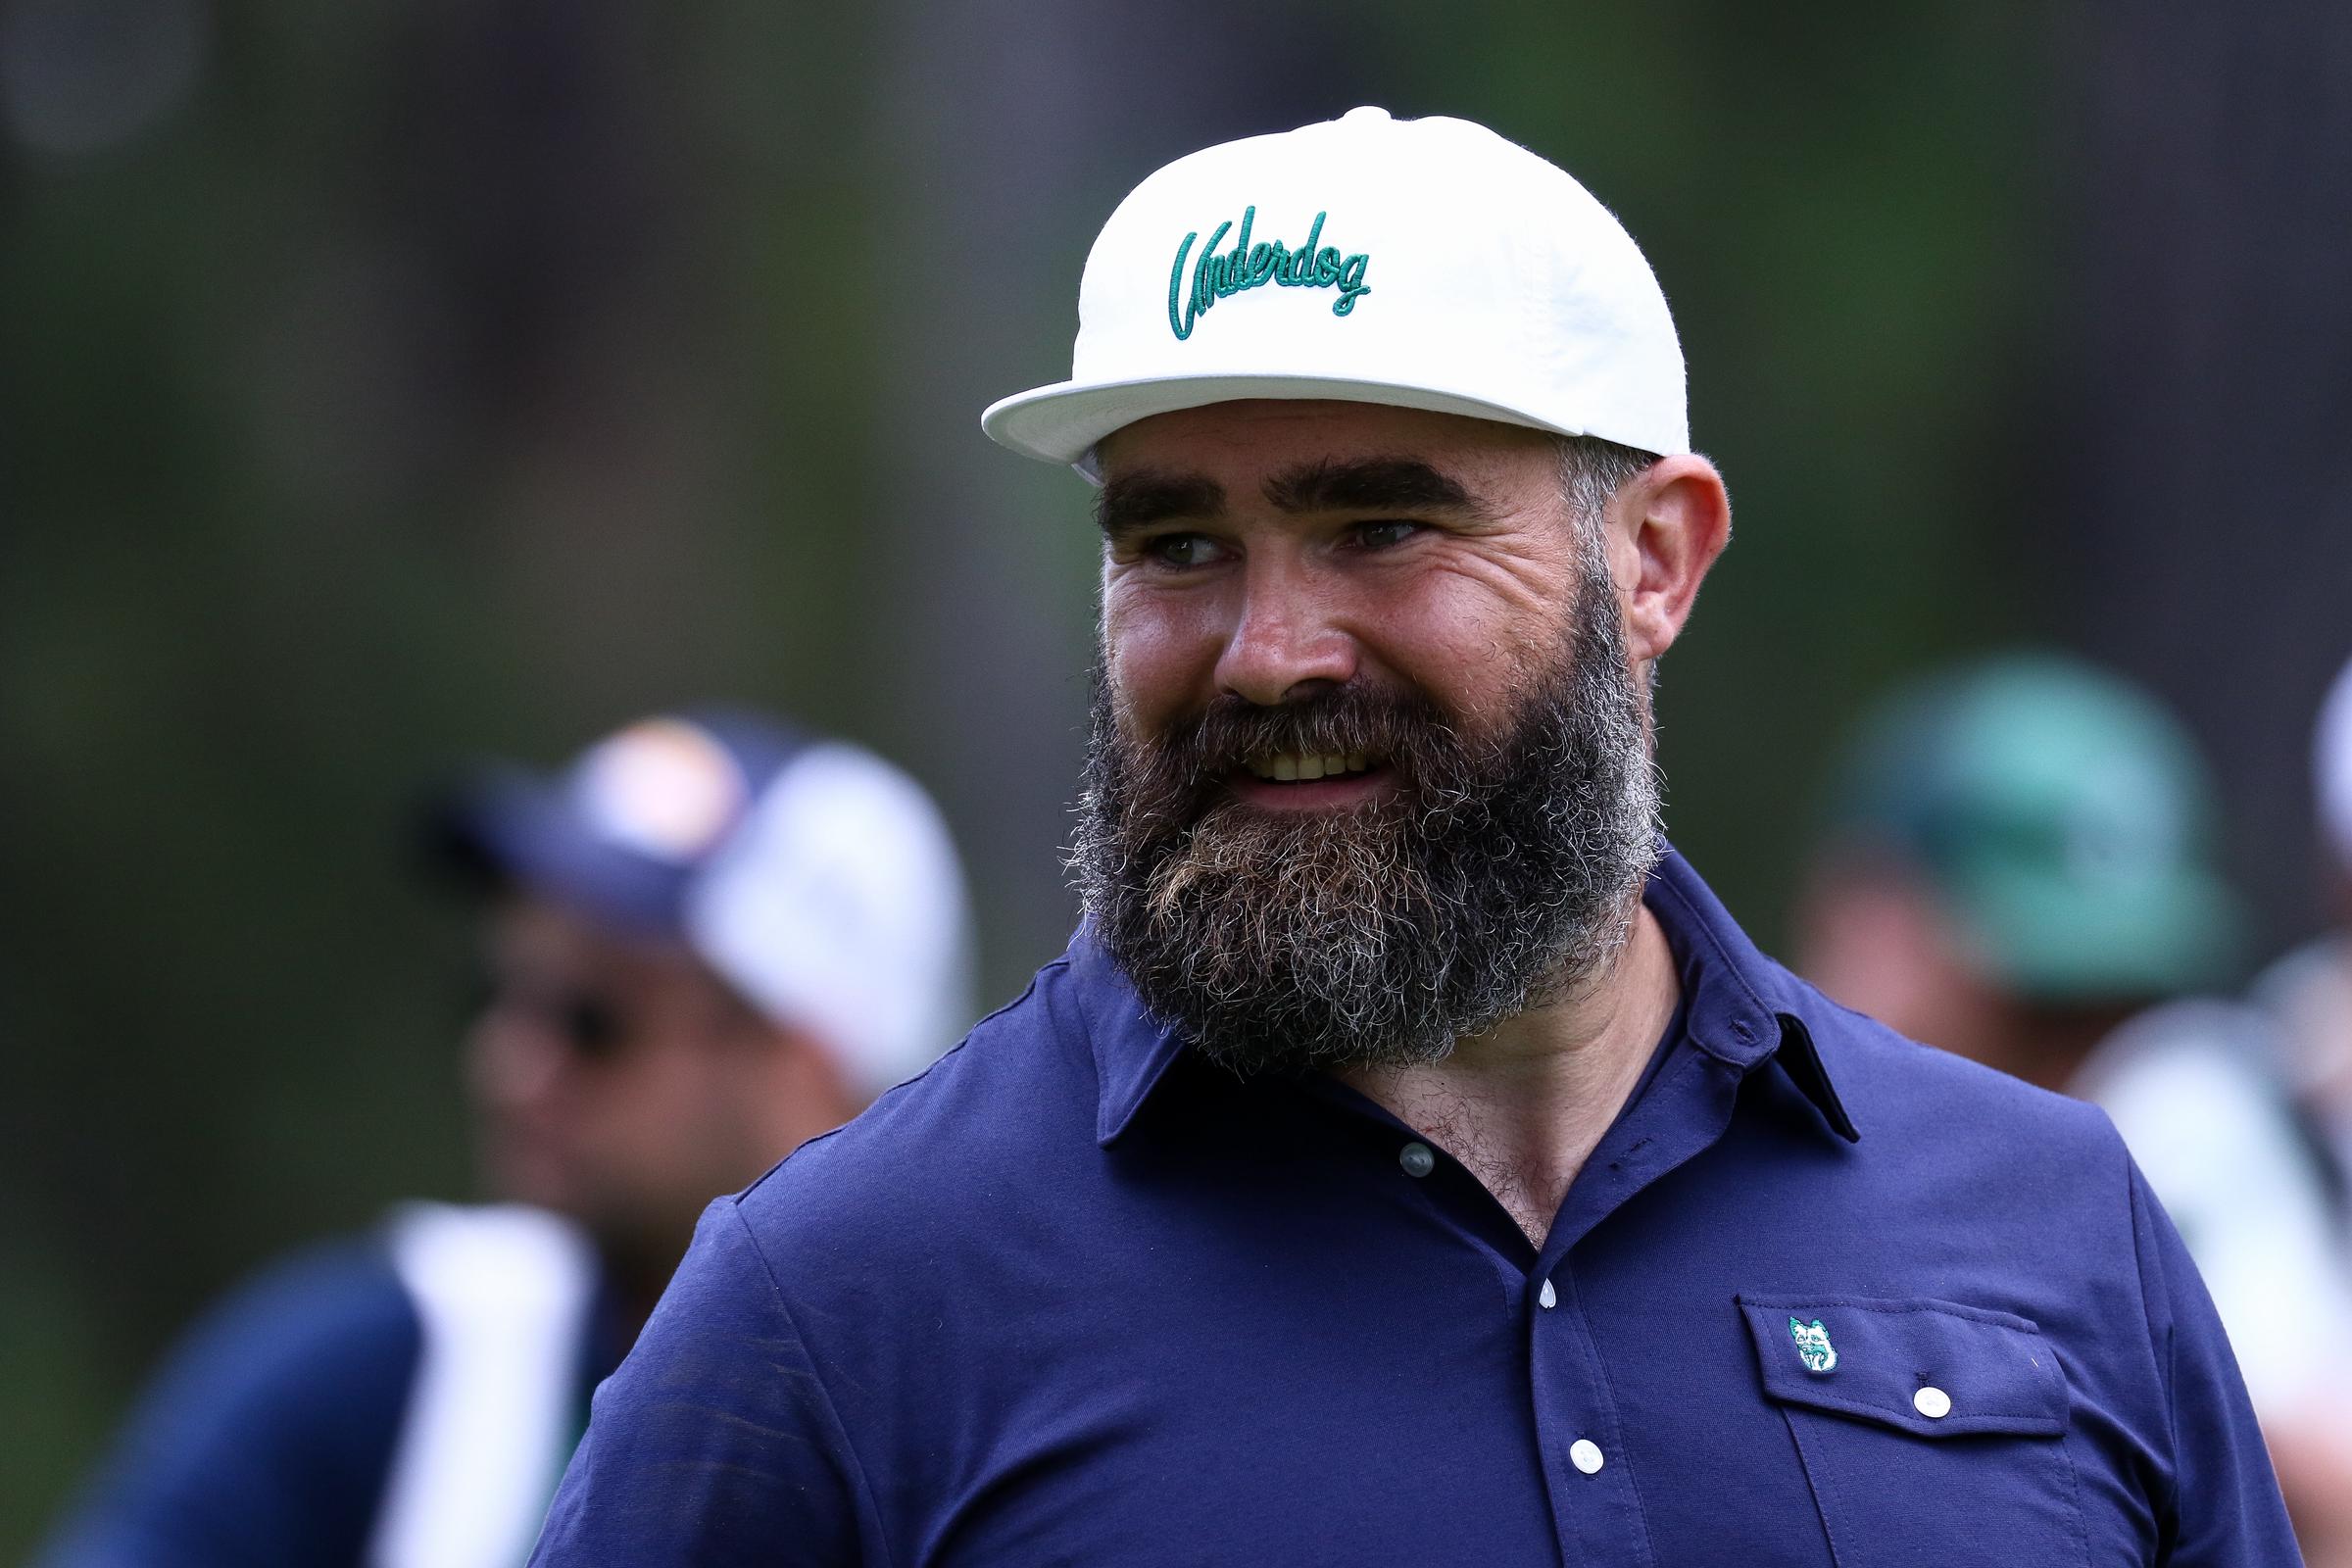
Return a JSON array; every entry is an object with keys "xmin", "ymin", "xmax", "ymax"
[
  {"xmin": 738, "ymin": 961, "xmax": 1071, "ymax": 1200},
  {"xmin": 2122, "ymin": 1140, "xmax": 2182, "ymax": 1527},
  {"xmin": 723, "ymin": 1203, "xmax": 896, "ymax": 1568}
]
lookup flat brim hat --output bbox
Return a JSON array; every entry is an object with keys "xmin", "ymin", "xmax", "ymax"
[{"xmin": 982, "ymin": 107, "xmax": 1689, "ymax": 480}]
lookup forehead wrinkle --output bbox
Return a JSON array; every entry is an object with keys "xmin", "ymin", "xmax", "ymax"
[
  {"xmin": 1262, "ymin": 456, "xmax": 1498, "ymax": 521},
  {"xmin": 1096, "ymin": 469, "xmax": 1226, "ymax": 539}
]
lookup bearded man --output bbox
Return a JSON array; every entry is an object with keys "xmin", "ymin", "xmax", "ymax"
[{"xmin": 531, "ymin": 109, "xmax": 2293, "ymax": 1566}]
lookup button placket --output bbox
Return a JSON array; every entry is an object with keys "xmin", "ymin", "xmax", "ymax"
[{"xmin": 1526, "ymin": 1264, "xmax": 1656, "ymax": 1567}]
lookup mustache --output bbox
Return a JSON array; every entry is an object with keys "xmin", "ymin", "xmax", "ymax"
[{"xmin": 1125, "ymin": 685, "xmax": 1465, "ymax": 799}]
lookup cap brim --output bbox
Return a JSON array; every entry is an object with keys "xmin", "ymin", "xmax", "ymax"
[
  {"xmin": 420, "ymin": 770, "xmax": 689, "ymax": 936},
  {"xmin": 1961, "ymin": 865, "xmax": 2242, "ymax": 1003},
  {"xmin": 982, "ymin": 370, "xmax": 1598, "ymax": 482}
]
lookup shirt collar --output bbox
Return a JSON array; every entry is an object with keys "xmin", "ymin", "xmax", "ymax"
[
  {"xmin": 1645, "ymin": 848, "xmax": 1858, "ymax": 1144},
  {"xmin": 1074, "ymin": 844, "xmax": 1858, "ymax": 1150},
  {"xmin": 1068, "ymin": 924, "xmax": 1190, "ymax": 1148}
]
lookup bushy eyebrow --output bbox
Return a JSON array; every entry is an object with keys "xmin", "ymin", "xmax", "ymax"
[
  {"xmin": 1261, "ymin": 457, "xmax": 1495, "ymax": 520},
  {"xmin": 1096, "ymin": 471, "xmax": 1228, "ymax": 539},
  {"xmin": 1095, "ymin": 454, "xmax": 1495, "ymax": 540}
]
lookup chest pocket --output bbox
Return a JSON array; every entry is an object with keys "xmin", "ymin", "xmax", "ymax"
[{"xmin": 1737, "ymin": 1294, "xmax": 2089, "ymax": 1568}]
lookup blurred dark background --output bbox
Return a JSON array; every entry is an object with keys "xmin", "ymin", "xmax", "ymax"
[{"xmin": 4, "ymin": 0, "xmax": 2347, "ymax": 1549}]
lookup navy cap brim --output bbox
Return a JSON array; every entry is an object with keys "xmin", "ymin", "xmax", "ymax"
[{"xmin": 419, "ymin": 767, "xmax": 693, "ymax": 937}]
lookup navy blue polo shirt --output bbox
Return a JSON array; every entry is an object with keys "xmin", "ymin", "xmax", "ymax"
[{"xmin": 532, "ymin": 850, "xmax": 2295, "ymax": 1566}]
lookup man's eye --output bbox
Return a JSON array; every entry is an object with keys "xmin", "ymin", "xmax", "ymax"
[
  {"xmin": 1148, "ymin": 533, "xmax": 1223, "ymax": 567},
  {"xmin": 1349, "ymin": 519, "xmax": 1423, "ymax": 551}
]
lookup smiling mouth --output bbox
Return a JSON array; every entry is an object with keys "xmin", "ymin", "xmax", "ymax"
[{"xmin": 1241, "ymin": 751, "xmax": 1375, "ymax": 783}]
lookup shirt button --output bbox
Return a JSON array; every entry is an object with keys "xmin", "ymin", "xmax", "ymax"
[
  {"xmin": 1570, "ymin": 1439, "xmax": 1604, "ymax": 1474},
  {"xmin": 1913, "ymin": 1386, "xmax": 1952, "ymax": 1419},
  {"xmin": 1398, "ymin": 1141, "xmax": 1436, "ymax": 1178},
  {"xmin": 1538, "ymin": 1278, "xmax": 1557, "ymax": 1309}
]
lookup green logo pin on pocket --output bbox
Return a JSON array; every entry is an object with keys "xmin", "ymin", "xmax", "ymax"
[{"xmin": 1788, "ymin": 1316, "xmax": 1838, "ymax": 1374}]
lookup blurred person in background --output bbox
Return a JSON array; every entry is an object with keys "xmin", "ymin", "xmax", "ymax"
[
  {"xmin": 36, "ymin": 710, "xmax": 974, "ymax": 1568},
  {"xmin": 2255, "ymin": 651, "xmax": 2352, "ymax": 1187},
  {"xmin": 1797, "ymin": 652, "xmax": 2352, "ymax": 1561}
]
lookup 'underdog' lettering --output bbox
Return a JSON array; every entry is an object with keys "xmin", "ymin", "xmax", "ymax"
[{"xmin": 1166, "ymin": 207, "xmax": 1372, "ymax": 341}]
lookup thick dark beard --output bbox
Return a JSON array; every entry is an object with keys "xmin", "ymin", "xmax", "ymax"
[{"xmin": 1068, "ymin": 524, "xmax": 1662, "ymax": 1075}]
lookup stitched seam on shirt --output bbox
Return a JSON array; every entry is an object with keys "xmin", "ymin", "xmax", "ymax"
[
  {"xmin": 741, "ymin": 966, "xmax": 1064, "ymax": 1200},
  {"xmin": 2124, "ymin": 1152, "xmax": 2184, "ymax": 1536},
  {"xmin": 1780, "ymin": 1407, "xmax": 1847, "ymax": 1568},
  {"xmin": 2057, "ymin": 1426, "xmax": 2094, "ymax": 1568},
  {"xmin": 1740, "ymin": 1297, "xmax": 2040, "ymax": 1331},
  {"xmin": 1761, "ymin": 1385, "xmax": 2059, "ymax": 1429},
  {"xmin": 1646, "ymin": 874, "xmax": 1777, "ymax": 1037},
  {"xmin": 726, "ymin": 1203, "xmax": 896, "ymax": 1568},
  {"xmin": 1559, "ymin": 1268, "xmax": 1661, "ymax": 1568}
]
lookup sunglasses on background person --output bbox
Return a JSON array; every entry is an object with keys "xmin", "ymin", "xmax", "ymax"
[{"xmin": 467, "ymin": 969, "xmax": 637, "ymax": 1065}]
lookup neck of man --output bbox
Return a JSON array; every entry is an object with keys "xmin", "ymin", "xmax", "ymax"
[{"xmin": 1336, "ymin": 900, "xmax": 1681, "ymax": 1250}]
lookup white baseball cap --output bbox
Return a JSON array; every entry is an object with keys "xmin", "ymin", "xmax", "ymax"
[
  {"xmin": 982, "ymin": 106, "xmax": 1688, "ymax": 479},
  {"xmin": 430, "ymin": 710, "xmax": 976, "ymax": 1099}
]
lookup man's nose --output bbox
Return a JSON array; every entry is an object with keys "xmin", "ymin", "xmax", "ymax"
[{"xmin": 1212, "ymin": 564, "xmax": 1357, "ymax": 708}]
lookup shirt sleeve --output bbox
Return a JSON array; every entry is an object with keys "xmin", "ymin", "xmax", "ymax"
[
  {"xmin": 2130, "ymin": 1160, "xmax": 2304, "ymax": 1565},
  {"xmin": 528, "ymin": 1199, "xmax": 869, "ymax": 1567},
  {"xmin": 31, "ymin": 1242, "xmax": 420, "ymax": 1568}
]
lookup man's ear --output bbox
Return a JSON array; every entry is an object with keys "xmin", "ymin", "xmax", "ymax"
[{"xmin": 1607, "ymin": 455, "xmax": 1732, "ymax": 666}]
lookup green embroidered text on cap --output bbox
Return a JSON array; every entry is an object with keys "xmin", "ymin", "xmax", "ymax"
[
  {"xmin": 1166, "ymin": 206, "xmax": 1371, "ymax": 341},
  {"xmin": 1788, "ymin": 1317, "xmax": 1838, "ymax": 1374}
]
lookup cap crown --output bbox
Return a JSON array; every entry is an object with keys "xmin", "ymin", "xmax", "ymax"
[
  {"xmin": 1831, "ymin": 655, "xmax": 2239, "ymax": 1000},
  {"xmin": 436, "ymin": 712, "xmax": 975, "ymax": 1096},
  {"xmin": 983, "ymin": 108, "xmax": 1687, "ymax": 475}
]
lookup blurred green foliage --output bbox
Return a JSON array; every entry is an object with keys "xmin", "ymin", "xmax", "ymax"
[{"xmin": 1, "ymin": 0, "xmax": 2055, "ymax": 1549}]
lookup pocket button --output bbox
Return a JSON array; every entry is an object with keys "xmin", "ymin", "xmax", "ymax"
[{"xmin": 1913, "ymin": 1386, "xmax": 1952, "ymax": 1419}]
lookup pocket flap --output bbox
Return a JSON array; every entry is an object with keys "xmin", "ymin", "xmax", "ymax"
[{"xmin": 1737, "ymin": 1294, "xmax": 2066, "ymax": 1438}]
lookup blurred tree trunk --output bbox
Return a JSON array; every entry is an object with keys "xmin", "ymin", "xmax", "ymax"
[{"xmin": 2055, "ymin": 0, "xmax": 2352, "ymax": 946}]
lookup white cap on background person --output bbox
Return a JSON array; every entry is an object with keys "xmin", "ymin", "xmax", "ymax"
[{"xmin": 429, "ymin": 709, "xmax": 976, "ymax": 1099}]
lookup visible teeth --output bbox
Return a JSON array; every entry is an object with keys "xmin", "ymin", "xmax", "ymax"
[{"xmin": 1246, "ymin": 751, "xmax": 1376, "ymax": 782}]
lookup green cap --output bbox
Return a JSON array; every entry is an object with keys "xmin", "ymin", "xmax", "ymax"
[{"xmin": 1828, "ymin": 653, "xmax": 2240, "ymax": 1002}]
